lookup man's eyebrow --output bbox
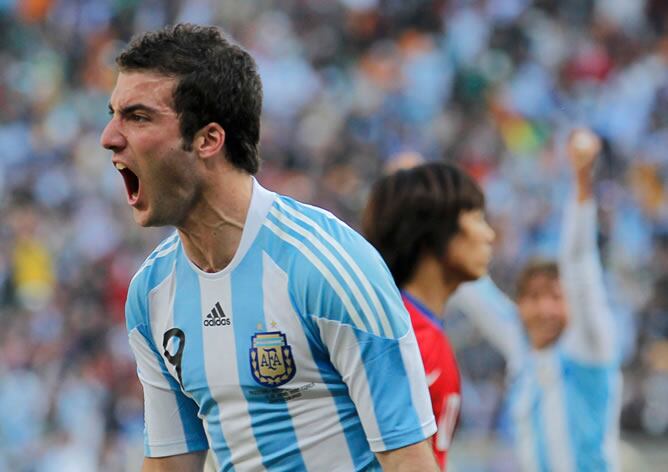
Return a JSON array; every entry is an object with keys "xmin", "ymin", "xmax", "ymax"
[{"xmin": 107, "ymin": 103, "xmax": 159, "ymax": 116}]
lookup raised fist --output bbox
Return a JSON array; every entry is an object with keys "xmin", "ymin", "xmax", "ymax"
[{"xmin": 567, "ymin": 128, "xmax": 601, "ymax": 174}]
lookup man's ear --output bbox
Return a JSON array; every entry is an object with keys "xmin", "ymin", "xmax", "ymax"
[{"xmin": 193, "ymin": 123, "xmax": 225, "ymax": 159}]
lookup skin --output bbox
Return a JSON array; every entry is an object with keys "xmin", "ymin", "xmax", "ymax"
[
  {"xmin": 517, "ymin": 274, "xmax": 569, "ymax": 349},
  {"xmin": 400, "ymin": 206, "xmax": 493, "ymax": 468},
  {"xmin": 444, "ymin": 209, "xmax": 496, "ymax": 283},
  {"xmin": 404, "ymin": 208, "xmax": 495, "ymax": 316},
  {"xmin": 101, "ymin": 72, "xmax": 202, "ymax": 228},
  {"xmin": 517, "ymin": 128, "xmax": 601, "ymax": 350},
  {"xmin": 376, "ymin": 439, "xmax": 440, "ymax": 471},
  {"xmin": 102, "ymin": 71, "xmax": 252, "ymax": 470},
  {"xmin": 102, "ymin": 70, "xmax": 439, "ymax": 471},
  {"xmin": 141, "ymin": 452, "xmax": 207, "ymax": 472},
  {"xmin": 100, "ymin": 71, "xmax": 252, "ymax": 273},
  {"xmin": 568, "ymin": 127, "xmax": 600, "ymax": 204}
]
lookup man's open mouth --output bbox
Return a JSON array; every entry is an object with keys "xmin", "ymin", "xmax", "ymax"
[{"xmin": 114, "ymin": 162, "xmax": 140, "ymax": 204}]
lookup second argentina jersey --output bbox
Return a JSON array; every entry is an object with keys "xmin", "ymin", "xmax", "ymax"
[
  {"xmin": 451, "ymin": 197, "xmax": 622, "ymax": 472},
  {"xmin": 125, "ymin": 179, "xmax": 436, "ymax": 471}
]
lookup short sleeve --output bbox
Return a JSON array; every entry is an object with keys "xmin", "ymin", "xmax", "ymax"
[
  {"xmin": 295, "ymin": 233, "xmax": 437, "ymax": 451},
  {"xmin": 449, "ymin": 277, "xmax": 527, "ymax": 375},
  {"xmin": 125, "ymin": 277, "xmax": 208, "ymax": 457}
]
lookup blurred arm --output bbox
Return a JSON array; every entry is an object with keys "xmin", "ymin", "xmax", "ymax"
[
  {"xmin": 559, "ymin": 129, "xmax": 616, "ymax": 363},
  {"xmin": 142, "ymin": 451, "xmax": 207, "ymax": 472},
  {"xmin": 449, "ymin": 277, "xmax": 525, "ymax": 374},
  {"xmin": 375, "ymin": 439, "xmax": 439, "ymax": 471}
]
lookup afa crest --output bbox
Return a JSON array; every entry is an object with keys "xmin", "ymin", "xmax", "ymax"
[{"xmin": 250, "ymin": 331, "xmax": 296, "ymax": 387}]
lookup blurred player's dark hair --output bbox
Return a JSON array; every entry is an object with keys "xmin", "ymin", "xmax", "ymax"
[
  {"xmin": 515, "ymin": 259, "xmax": 560, "ymax": 298},
  {"xmin": 116, "ymin": 23, "xmax": 262, "ymax": 174},
  {"xmin": 362, "ymin": 162, "xmax": 485, "ymax": 287}
]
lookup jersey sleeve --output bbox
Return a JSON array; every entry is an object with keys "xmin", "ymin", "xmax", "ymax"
[
  {"xmin": 559, "ymin": 197, "xmax": 617, "ymax": 364},
  {"xmin": 296, "ymin": 233, "xmax": 436, "ymax": 452},
  {"xmin": 449, "ymin": 276, "xmax": 526, "ymax": 375},
  {"xmin": 126, "ymin": 276, "xmax": 209, "ymax": 458}
]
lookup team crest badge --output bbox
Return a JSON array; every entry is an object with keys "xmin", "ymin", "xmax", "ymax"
[{"xmin": 250, "ymin": 331, "xmax": 296, "ymax": 387}]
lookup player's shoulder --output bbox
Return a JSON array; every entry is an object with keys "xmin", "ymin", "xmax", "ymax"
[
  {"xmin": 264, "ymin": 194, "xmax": 409, "ymax": 338},
  {"xmin": 266, "ymin": 194, "xmax": 380, "ymax": 266},
  {"xmin": 263, "ymin": 194, "xmax": 396, "ymax": 292},
  {"xmin": 270, "ymin": 195, "xmax": 355, "ymax": 236},
  {"xmin": 559, "ymin": 348, "xmax": 621, "ymax": 373},
  {"xmin": 126, "ymin": 231, "xmax": 180, "ymax": 328},
  {"xmin": 404, "ymin": 299, "xmax": 447, "ymax": 344},
  {"xmin": 130, "ymin": 231, "xmax": 180, "ymax": 285}
]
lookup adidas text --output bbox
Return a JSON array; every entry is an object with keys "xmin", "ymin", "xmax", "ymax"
[{"xmin": 204, "ymin": 302, "xmax": 231, "ymax": 327}]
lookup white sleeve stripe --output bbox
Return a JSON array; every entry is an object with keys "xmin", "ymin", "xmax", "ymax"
[
  {"xmin": 142, "ymin": 232, "xmax": 179, "ymax": 266},
  {"xmin": 269, "ymin": 207, "xmax": 383, "ymax": 337},
  {"xmin": 146, "ymin": 260, "xmax": 177, "ymax": 299},
  {"xmin": 154, "ymin": 231, "xmax": 179, "ymax": 251},
  {"xmin": 313, "ymin": 317, "xmax": 383, "ymax": 447},
  {"xmin": 398, "ymin": 330, "xmax": 437, "ymax": 440},
  {"xmin": 264, "ymin": 219, "xmax": 371, "ymax": 334},
  {"xmin": 131, "ymin": 241, "xmax": 180, "ymax": 284},
  {"xmin": 274, "ymin": 200, "xmax": 393, "ymax": 337},
  {"xmin": 275, "ymin": 200, "xmax": 392, "ymax": 336},
  {"xmin": 261, "ymin": 254, "xmax": 355, "ymax": 471},
  {"xmin": 129, "ymin": 328, "xmax": 189, "ymax": 455},
  {"xmin": 154, "ymin": 241, "xmax": 179, "ymax": 259}
]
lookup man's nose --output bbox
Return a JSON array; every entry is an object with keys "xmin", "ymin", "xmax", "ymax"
[
  {"xmin": 486, "ymin": 223, "xmax": 496, "ymax": 243},
  {"xmin": 100, "ymin": 117, "xmax": 126, "ymax": 153},
  {"xmin": 537, "ymin": 297, "xmax": 558, "ymax": 317}
]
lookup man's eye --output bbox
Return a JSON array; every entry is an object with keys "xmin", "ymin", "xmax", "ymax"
[{"xmin": 131, "ymin": 114, "xmax": 149, "ymax": 122}]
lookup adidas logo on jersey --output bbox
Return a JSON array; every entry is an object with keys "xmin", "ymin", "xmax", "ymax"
[{"xmin": 204, "ymin": 302, "xmax": 231, "ymax": 327}]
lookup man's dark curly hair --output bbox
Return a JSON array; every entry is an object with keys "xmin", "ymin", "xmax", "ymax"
[
  {"xmin": 362, "ymin": 162, "xmax": 485, "ymax": 288},
  {"xmin": 116, "ymin": 23, "xmax": 262, "ymax": 174}
]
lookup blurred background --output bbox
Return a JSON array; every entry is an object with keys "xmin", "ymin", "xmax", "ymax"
[{"xmin": 1, "ymin": 0, "xmax": 667, "ymax": 470}]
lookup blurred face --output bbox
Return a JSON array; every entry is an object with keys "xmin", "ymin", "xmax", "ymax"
[
  {"xmin": 443, "ymin": 209, "xmax": 495, "ymax": 282},
  {"xmin": 100, "ymin": 71, "xmax": 201, "ymax": 227},
  {"xmin": 517, "ymin": 274, "xmax": 569, "ymax": 349}
]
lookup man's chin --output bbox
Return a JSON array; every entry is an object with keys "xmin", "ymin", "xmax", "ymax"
[
  {"xmin": 133, "ymin": 208, "xmax": 178, "ymax": 228},
  {"xmin": 463, "ymin": 266, "xmax": 488, "ymax": 282},
  {"xmin": 536, "ymin": 331, "xmax": 563, "ymax": 349},
  {"xmin": 132, "ymin": 208, "xmax": 158, "ymax": 227}
]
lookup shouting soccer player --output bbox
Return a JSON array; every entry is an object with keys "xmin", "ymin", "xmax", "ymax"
[
  {"xmin": 451, "ymin": 128, "xmax": 621, "ymax": 471},
  {"xmin": 101, "ymin": 24, "xmax": 438, "ymax": 472},
  {"xmin": 362, "ymin": 162, "xmax": 496, "ymax": 469}
]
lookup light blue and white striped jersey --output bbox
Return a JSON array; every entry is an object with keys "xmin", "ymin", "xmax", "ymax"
[
  {"xmin": 125, "ymin": 179, "xmax": 436, "ymax": 471},
  {"xmin": 450, "ymin": 197, "xmax": 621, "ymax": 472}
]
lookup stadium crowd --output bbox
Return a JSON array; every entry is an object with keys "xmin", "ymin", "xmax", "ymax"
[{"xmin": 1, "ymin": 0, "xmax": 667, "ymax": 470}]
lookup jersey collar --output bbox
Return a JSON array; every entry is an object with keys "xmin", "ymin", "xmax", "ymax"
[
  {"xmin": 182, "ymin": 177, "xmax": 276, "ymax": 278},
  {"xmin": 401, "ymin": 290, "xmax": 445, "ymax": 329}
]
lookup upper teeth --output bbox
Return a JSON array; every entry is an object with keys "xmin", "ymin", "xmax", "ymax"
[{"xmin": 115, "ymin": 163, "xmax": 127, "ymax": 170}]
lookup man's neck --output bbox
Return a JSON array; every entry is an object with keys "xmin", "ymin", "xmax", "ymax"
[
  {"xmin": 402, "ymin": 257, "xmax": 460, "ymax": 316},
  {"xmin": 177, "ymin": 171, "xmax": 254, "ymax": 273}
]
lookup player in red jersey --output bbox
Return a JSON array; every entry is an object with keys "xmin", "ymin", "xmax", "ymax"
[{"xmin": 362, "ymin": 162, "xmax": 495, "ymax": 469}]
